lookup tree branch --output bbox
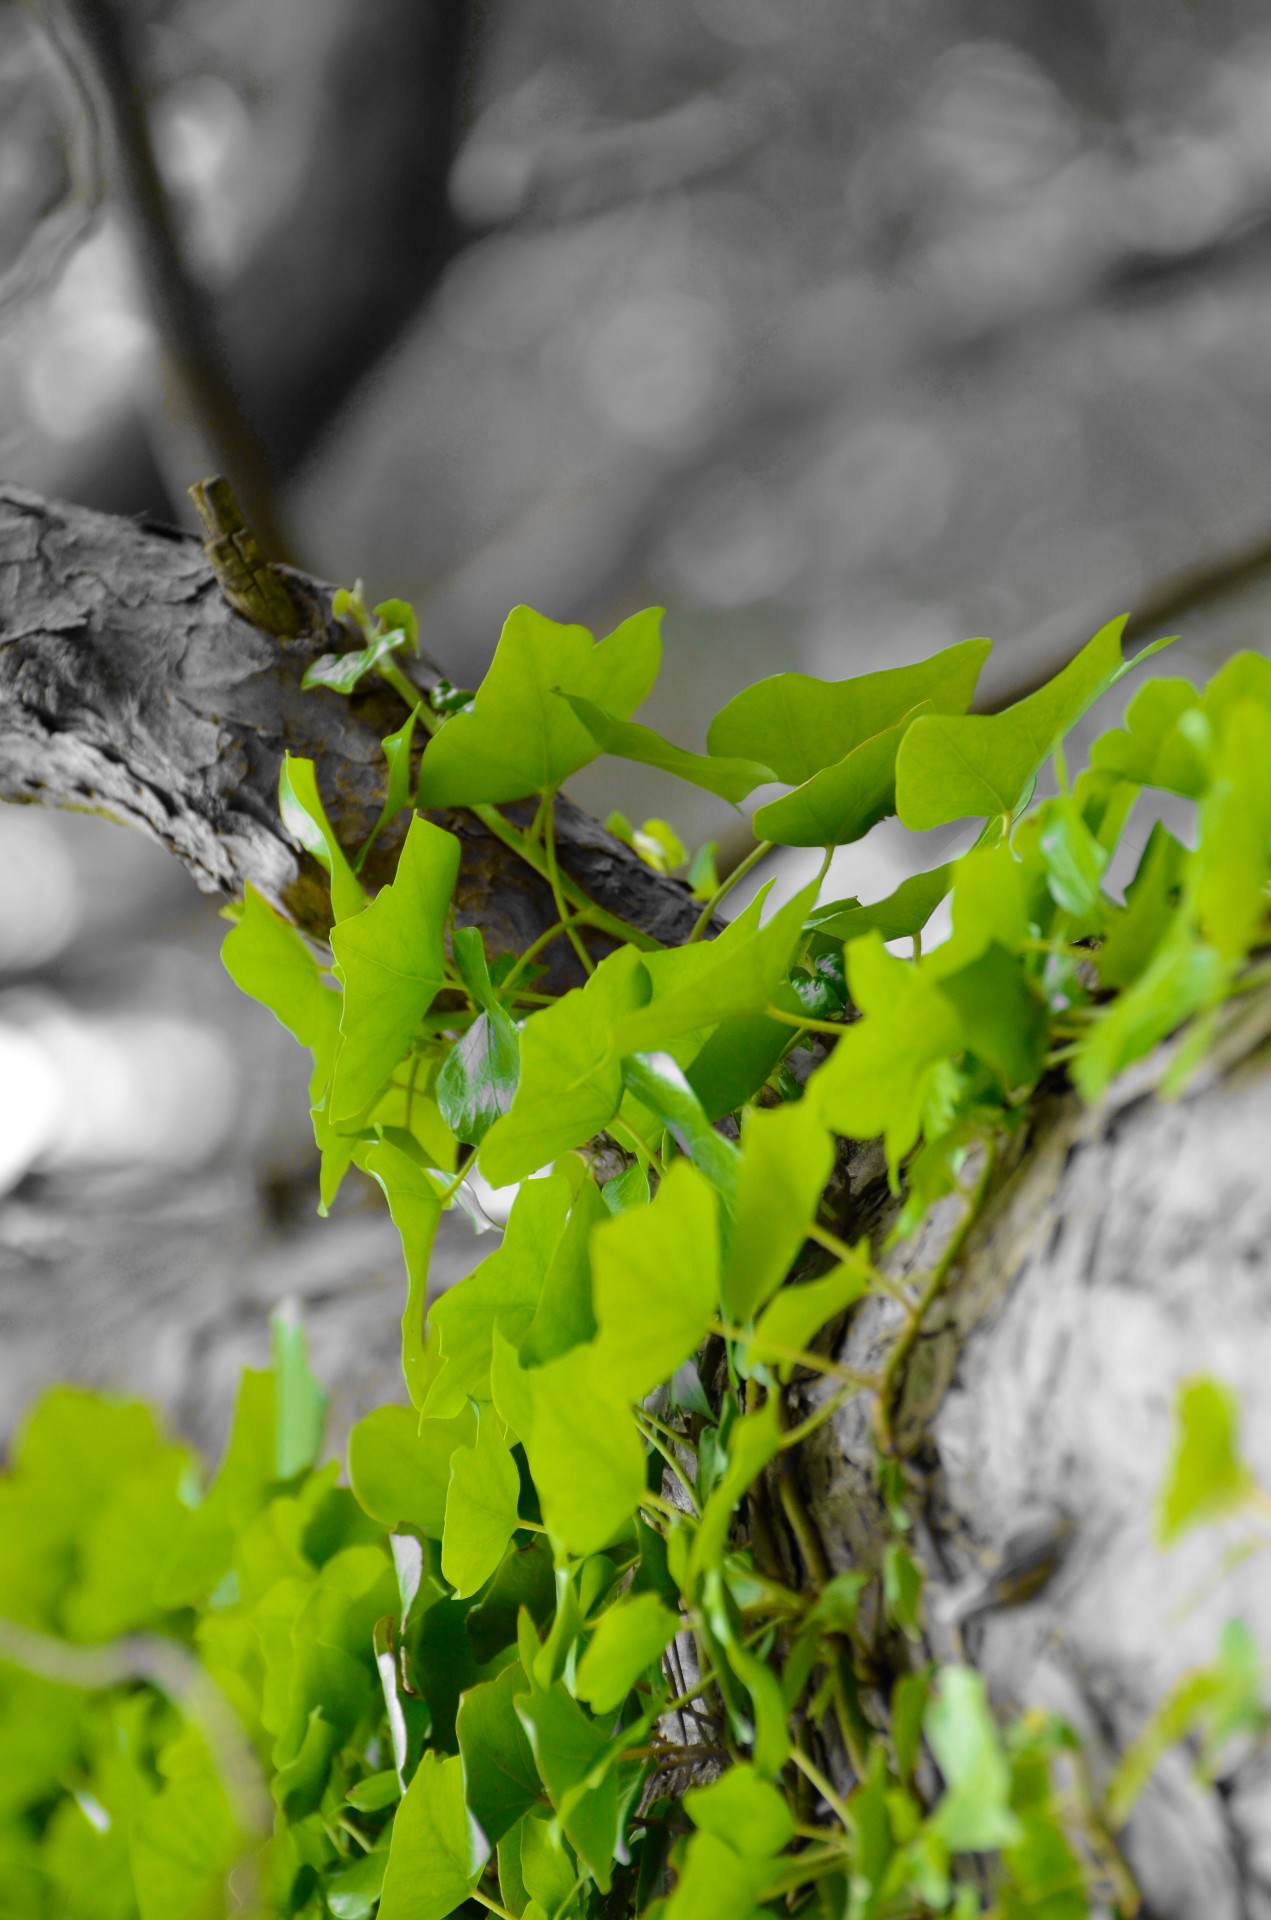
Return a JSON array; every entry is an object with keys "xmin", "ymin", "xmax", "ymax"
[{"xmin": 0, "ymin": 483, "xmax": 702, "ymax": 971}]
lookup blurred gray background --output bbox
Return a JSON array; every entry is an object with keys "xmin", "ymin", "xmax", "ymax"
[{"xmin": 2, "ymin": 0, "xmax": 1271, "ymax": 1450}]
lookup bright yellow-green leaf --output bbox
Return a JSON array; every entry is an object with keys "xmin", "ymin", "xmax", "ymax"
[
  {"xmin": 1155, "ymin": 1375, "xmax": 1258, "ymax": 1546},
  {"xmin": 1194, "ymin": 698, "xmax": 1271, "ymax": 962},
  {"xmin": 925, "ymin": 1667, "xmax": 1022, "ymax": 1852},
  {"xmin": 348, "ymin": 1404, "xmax": 474, "ymax": 1536},
  {"xmin": 896, "ymin": 619, "xmax": 1172, "ymax": 829},
  {"xmin": 575, "ymin": 1593, "xmax": 679, "ymax": 1714},
  {"xmin": 330, "ymin": 816, "xmax": 460, "ymax": 1120},
  {"xmin": 455, "ymin": 1664, "xmax": 539, "ymax": 1847},
  {"xmin": 442, "ymin": 1419, "xmax": 522, "ymax": 1598},
  {"xmin": 721, "ymin": 1100, "xmax": 835, "ymax": 1323},
  {"xmin": 750, "ymin": 1263, "xmax": 871, "ymax": 1382},
  {"xmin": 752, "ymin": 708, "xmax": 926, "ymax": 848},
  {"xmin": 279, "ymin": 753, "xmax": 366, "ymax": 923},
  {"xmin": 222, "ymin": 885, "xmax": 341, "ymax": 1065},
  {"xmin": 358, "ymin": 1137, "xmax": 446, "ymax": 1407},
  {"xmin": 563, "ymin": 694, "xmax": 775, "ymax": 804},
  {"xmin": 691, "ymin": 1400, "xmax": 781, "ymax": 1580},
  {"xmin": 708, "ymin": 636, "xmax": 991, "ymax": 785},
  {"xmin": 415, "ymin": 606, "xmax": 662, "ymax": 806},
  {"xmin": 480, "ymin": 948, "xmax": 651, "ymax": 1187},
  {"xmin": 518, "ymin": 1345, "xmax": 646, "ymax": 1555},
  {"xmin": 590, "ymin": 1160, "xmax": 719, "ymax": 1403},
  {"xmin": 684, "ymin": 1763, "xmax": 794, "ymax": 1859},
  {"xmin": 379, "ymin": 1752, "xmax": 482, "ymax": 1920}
]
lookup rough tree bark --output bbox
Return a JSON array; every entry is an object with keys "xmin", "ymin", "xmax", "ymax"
[{"xmin": 3, "ymin": 483, "xmax": 1270, "ymax": 1917}]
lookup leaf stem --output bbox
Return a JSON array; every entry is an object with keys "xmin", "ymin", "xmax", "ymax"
[
  {"xmin": 543, "ymin": 790, "xmax": 595, "ymax": 975},
  {"xmin": 763, "ymin": 1005, "xmax": 848, "ymax": 1038},
  {"xmin": 472, "ymin": 1891, "xmax": 519, "ymax": 1920},
  {"xmin": 789, "ymin": 1745, "xmax": 853, "ymax": 1828},
  {"xmin": 688, "ymin": 839, "xmax": 774, "ymax": 941},
  {"xmin": 709, "ymin": 1320, "xmax": 878, "ymax": 1392}
]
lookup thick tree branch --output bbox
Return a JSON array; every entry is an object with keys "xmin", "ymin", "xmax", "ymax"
[{"xmin": 0, "ymin": 483, "xmax": 701, "ymax": 969}]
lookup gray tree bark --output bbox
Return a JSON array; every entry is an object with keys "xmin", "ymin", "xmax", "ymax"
[{"xmin": 3, "ymin": 482, "xmax": 1269, "ymax": 1917}]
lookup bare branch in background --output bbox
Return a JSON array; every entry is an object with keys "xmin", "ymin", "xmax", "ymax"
[{"xmin": 2, "ymin": 0, "xmax": 105, "ymax": 316}]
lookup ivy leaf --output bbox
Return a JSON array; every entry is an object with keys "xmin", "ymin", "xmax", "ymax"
[
  {"xmin": 662, "ymin": 1831, "xmax": 774, "ymax": 1920},
  {"xmin": 685, "ymin": 1001, "xmax": 801, "ymax": 1121},
  {"xmin": 517, "ymin": 1344, "xmax": 646, "ymax": 1554},
  {"xmin": 455, "ymin": 1663, "xmax": 539, "ymax": 1849},
  {"xmin": 811, "ymin": 934, "xmax": 963, "ymax": 1173},
  {"xmin": 480, "ymin": 948, "xmax": 651, "ymax": 1188},
  {"xmin": 1090, "ymin": 675, "xmax": 1208, "ymax": 798},
  {"xmin": 935, "ymin": 944, "xmax": 1047, "ymax": 1091},
  {"xmin": 518, "ymin": 1811, "xmax": 578, "ymax": 1916},
  {"xmin": 691, "ymin": 1400, "xmax": 782, "ymax": 1580},
  {"xmin": 925, "ymin": 1667, "xmax": 1022, "ymax": 1852},
  {"xmin": 359, "ymin": 705, "xmax": 422, "ymax": 869},
  {"xmin": 896, "ymin": 620, "xmax": 1175, "ymax": 829},
  {"xmin": 327, "ymin": 1847, "xmax": 390, "ymax": 1920},
  {"xmin": 751, "ymin": 708, "xmax": 928, "ymax": 848},
  {"xmin": 750, "ymin": 1264, "xmax": 871, "ymax": 1382},
  {"xmin": 330, "ymin": 816, "xmax": 461, "ymax": 1120},
  {"xmin": 620, "ymin": 1052, "xmax": 742, "ymax": 1202},
  {"xmin": 805, "ymin": 863, "xmax": 952, "ymax": 950},
  {"xmin": 515, "ymin": 1685, "xmax": 629, "ymax": 1890},
  {"xmin": 882, "ymin": 1541, "xmax": 925, "ymax": 1643},
  {"xmin": 222, "ymin": 885, "xmax": 341, "ymax": 1067},
  {"xmin": 601, "ymin": 1162, "xmax": 650, "ymax": 1215},
  {"xmin": 303, "ymin": 624, "xmax": 411, "ymax": 694},
  {"xmin": 1037, "ymin": 793, "xmax": 1109, "ymax": 920},
  {"xmin": 415, "ymin": 606, "xmax": 662, "ymax": 807},
  {"xmin": 722, "ymin": 1100, "xmax": 835, "ymax": 1323},
  {"xmin": 436, "ymin": 1009, "xmax": 520, "ymax": 1146},
  {"xmin": 424, "ymin": 1176, "xmax": 572, "ymax": 1418},
  {"xmin": 590, "ymin": 1160, "xmax": 720, "ymax": 1403},
  {"xmin": 358, "ymin": 1136, "xmax": 446, "ymax": 1407},
  {"xmin": 270, "ymin": 1303, "xmax": 326, "ymax": 1480},
  {"xmin": 1156, "ymin": 1376, "xmax": 1258, "ymax": 1546},
  {"xmin": 279, "ymin": 753, "xmax": 366, "ymax": 923},
  {"xmin": 130, "ymin": 1726, "xmax": 239, "ymax": 1920},
  {"xmin": 1072, "ymin": 928, "xmax": 1225, "ymax": 1103},
  {"xmin": 684, "ymin": 1764, "xmax": 795, "ymax": 1858},
  {"xmin": 575, "ymin": 1592, "xmax": 679, "ymax": 1713},
  {"xmin": 610, "ymin": 883, "xmax": 817, "ymax": 1057},
  {"xmin": 520, "ymin": 1177, "xmax": 603, "ymax": 1368},
  {"xmin": 707, "ymin": 636, "xmax": 991, "ymax": 785},
  {"xmin": 562, "ymin": 694, "xmax": 775, "ymax": 803},
  {"xmin": 379, "ymin": 1751, "xmax": 483, "ymax": 1920},
  {"xmin": 348, "ymin": 1404, "xmax": 473, "ymax": 1536},
  {"xmin": 1098, "ymin": 822, "xmax": 1187, "ymax": 991},
  {"xmin": 1194, "ymin": 697, "xmax": 1271, "ymax": 962},
  {"xmin": 442, "ymin": 1420, "xmax": 523, "ymax": 1599}
]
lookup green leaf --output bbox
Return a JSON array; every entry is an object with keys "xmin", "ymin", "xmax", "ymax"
[
  {"xmin": 882, "ymin": 1541, "xmax": 924, "ymax": 1643},
  {"xmin": 1072, "ymin": 928, "xmax": 1225, "ymax": 1103},
  {"xmin": 327, "ymin": 1846, "xmax": 390, "ymax": 1920},
  {"xmin": 591, "ymin": 1159, "xmax": 720, "ymax": 1403},
  {"xmin": 360, "ymin": 705, "xmax": 423, "ymax": 868},
  {"xmin": 563, "ymin": 695, "xmax": 774, "ymax": 803},
  {"xmin": 379, "ymin": 1751, "xmax": 482, "ymax": 1920},
  {"xmin": 1037, "ymin": 793, "xmax": 1109, "ymax": 919},
  {"xmin": 1090, "ymin": 675, "xmax": 1208, "ymax": 798},
  {"xmin": 358, "ymin": 1135, "xmax": 446, "ymax": 1405},
  {"xmin": 575, "ymin": 1593, "xmax": 679, "ymax": 1713},
  {"xmin": 620, "ymin": 1052, "xmax": 741, "ymax": 1201},
  {"xmin": 751, "ymin": 709, "xmax": 927, "ymax": 848},
  {"xmin": 130, "ymin": 1725, "xmax": 239, "ymax": 1920},
  {"xmin": 925, "ymin": 1667, "xmax": 1022, "ymax": 1852},
  {"xmin": 663, "ymin": 1831, "xmax": 773, "ymax": 1920},
  {"xmin": 1106, "ymin": 1619, "xmax": 1266, "ymax": 1829},
  {"xmin": 520, "ymin": 1178, "xmax": 603, "ymax": 1368},
  {"xmin": 685, "ymin": 1005, "xmax": 799, "ymax": 1121},
  {"xmin": 516, "ymin": 1344, "xmax": 646, "ymax": 1555},
  {"xmin": 751, "ymin": 1263, "xmax": 871, "ymax": 1381},
  {"xmin": 708, "ymin": 636, "xmax": 991, "ymax": 785},
  {"xmin": 221, "ymin": 885, "xmax": 341, "ymax": 1064},
  {"xmin": 1194, "ymin": 697, "xmax": 1271, "ymax": 962},
  {"xmin": 415, "ymin": 606, "xmax": 662, "ymax": 806},
  {"xmin": 519, "ymin": 1810, "xmax": 577, "ymax": 1916},
  {"xmin": 456, "ymin": 1663, "xmax": 539, "ymax": 1848},
  {"xmin": 691, "ymin": 1400, "xmax": 781, "ymax": 1580},
  {"xmin": 935, "ymin": 943, "xmax": 1047, "ymax": 1091},
  {"xmin": 1000, "ymin": 1814, "xmax": 1086, "ymax": 1920},
  {"xmin": 1098, "ymin": 822, "xmax": 1186, "ymax": 991},
  {"xmin": 270, "ymin": 1303, "xmax": 326, "ymax": 1480},
  {"xmin": 1156, "ymin": 1375, "xmax": 1258, "ymax": 1546},
  {"xmin": 610, "ymin": 883, "xmax": 817, "ymax": 1057},
  {"xmin": 303, "ymin": 623, "xmax": 411, "ymax": 694},
  {"xmin": 805, "ymin": 863, "xmax": 952, "ymax": 950},
  {"xmin": 684, "ymin": 1763, "xmax": 794, "ymax": 1858},
  {"xmin": 436, "ymin": 1008, "xmax": 521, "ymax": 1146},
  {"xmin": 722, "ymin": 1100, "xmax": 835, "ymax": 1323},
  {"xmin": 443, "ymin": 1419, "xmax": 523, "ymax": 1598},
  {"xmin": 279, "ymin": 753, "xmax": 366, "ymax": 923},
  {"xmin": 601, "ymin": 1163, "xmax": 650, "ymax": 1214},
  {"xmin": 687, "ymin": 839, "xmax": 721, "ymax": 901},
  {"xmin": 330, "ymin": 819, "xmax": 459, "ymax": 1121},
  {"xmin": 896, "ymin": 619, "xmax": 1173, "ymax": 829},
  {"xmin": 480, "ymin": 948, "xmax": 651, "ymax": 1187},
  {"xmin": 424, "ymin": 1175, "xmax": 572, "ymax": 1418},
  {"xmin": 811, "ymin": 934, "xmax": 963, "ymax": 1173},
  {"xmin": 515, "ymin": 1686, "xmax": 628, "ymax": 1890},
  {"xmin": 348, "ymin": 1404, "xmax": 474, "ymax": 1535}
]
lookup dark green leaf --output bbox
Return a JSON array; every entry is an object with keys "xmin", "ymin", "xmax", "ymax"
[
  {"xmin": 379, "ymin": 1751, "xmax": 482, "ymax": 1919},
  {"xmin": 456, "ymin": 1663, "xmax": 539, "ymax": 1847},
  {"xmin": 621, "ymin": 1052, "xmax": 741, "ymax": 1201},
  {"xmin": 751, "ymin": 709, "xmax": 927, "ymax": 848}
]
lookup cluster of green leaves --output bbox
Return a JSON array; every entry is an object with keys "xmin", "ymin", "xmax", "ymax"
[{"xmin": 4, "ymin": 597, "xmax": 1271, "ymax": 1919}]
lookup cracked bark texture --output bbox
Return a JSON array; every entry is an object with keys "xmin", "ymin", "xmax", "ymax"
[
  {"xmin": 5, "ymin": 484, "xmax": 1271, "ymax": 1916},
  {"xmin": 0, "ymin": 484, "xmax": 703, "ymax": 984}
]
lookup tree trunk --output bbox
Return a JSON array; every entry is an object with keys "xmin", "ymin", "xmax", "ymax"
[{"xmin": 3, "ymin": 483, "xmax": 1269, "ymax": 1916}]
